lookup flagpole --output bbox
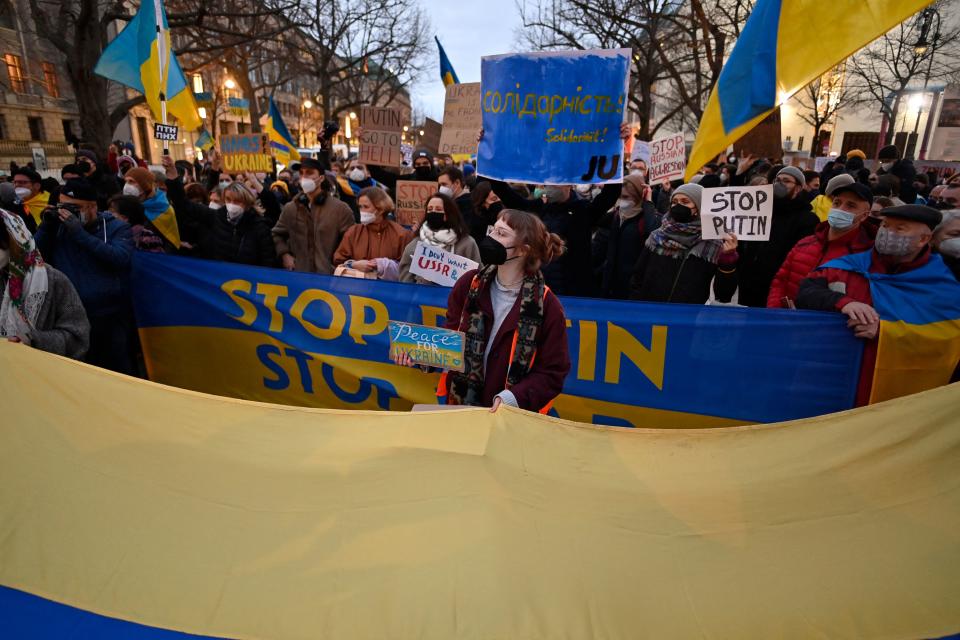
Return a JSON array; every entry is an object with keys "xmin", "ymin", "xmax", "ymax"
[{"xmin": 153, "ymin": 0, "xmax": 169, "ymax": 156}]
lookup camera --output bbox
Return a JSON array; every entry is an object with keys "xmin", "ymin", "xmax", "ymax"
[
  {"xmin": 320, "ymin": 120, "xmax": 340, "ymax": 142},
  {"xmin": 43, "ymin": 203, "xmax": 81, "ymax": 222}
]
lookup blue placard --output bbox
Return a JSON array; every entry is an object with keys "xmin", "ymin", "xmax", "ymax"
[
  {"xmin": 478, "ymin": 48, "xmax": 631, "ymax": 185},
  {"xmin": 388, "ymin": 321, "xmax": 465, "ymax": 371}
]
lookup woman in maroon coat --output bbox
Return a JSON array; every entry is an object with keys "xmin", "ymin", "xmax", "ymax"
[{"xmin": 396, "ymin": 209, "xmax": 571, "ymax": 412}]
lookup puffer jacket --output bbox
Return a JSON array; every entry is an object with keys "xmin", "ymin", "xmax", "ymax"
[{"xmin": 767, "ymin": 220, "xmax": 877, "ymax": 307}]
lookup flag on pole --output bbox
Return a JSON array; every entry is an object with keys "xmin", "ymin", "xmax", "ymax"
[
  {"xmin": 685, "ymin": 0, "xmax": 934, "ymax": 180},
  {"xmin": 266, "ymin": 97, "xmax": 300, "ymax": 166},
  {"xmin": 436, "ymin": 37, "xmax": 459, "ymax": 87},
  {"xmin": 94, "ymin": 0, "xmax": 201, "ymax": 131},
  {"xmin": 195, "ymin": 129, "xmax": 214, "ymax": 152}
]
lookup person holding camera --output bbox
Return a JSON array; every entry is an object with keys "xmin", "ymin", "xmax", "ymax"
[
  {"xmin": 272, "ymin": 158, "xmax": 355, "ymax": 275},
  {"xmin": 34, "ymin": 179, "xmax": 136, "ymax": 375}
]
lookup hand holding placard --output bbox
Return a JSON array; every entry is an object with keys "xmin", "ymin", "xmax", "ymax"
[
  {"xmin": 701, "ymin": 184, "xmax": 774, "ymax": 241},
  {"xmin": 389, "ymin": 321, "xmax": 465, "ymax": 372}
]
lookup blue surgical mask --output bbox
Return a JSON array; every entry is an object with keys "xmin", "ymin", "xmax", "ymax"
[{"xmin": 827, "ymin": 208, "xmax": 856, "ymax": 231}]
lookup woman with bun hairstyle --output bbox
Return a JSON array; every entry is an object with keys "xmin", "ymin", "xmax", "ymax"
[{"xmin": 396, "ymin": 209, "xmax": 571, "ymax": 412}]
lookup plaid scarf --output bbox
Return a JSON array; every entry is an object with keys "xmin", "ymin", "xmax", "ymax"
[
  {"xmin": 446, "ymin": 265, "xmax": 545, "ymax": 406},
  {"xmin": 645, "ymin": 214, "xmax": 722, "ymax": 264}
]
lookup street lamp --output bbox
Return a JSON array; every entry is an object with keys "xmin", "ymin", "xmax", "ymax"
[
  {"xmin": 198, "ymin": 107, "xmax": 207, "ymax": 120},
  {"xmin": 910, "ymin": 7, "xmax": 941, "ymax": 159},
  {"xmin": 349, "ymin": 111, "xmax": 357, "ymax": 120},
  {"xmin": 224, "ymin": 78, "xmax": 236, "ymax": 90}
]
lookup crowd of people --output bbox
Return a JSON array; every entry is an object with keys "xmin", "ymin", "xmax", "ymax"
[{"xmin": 2, "ymin": 130, "xmax": 959, "ymax": 411}]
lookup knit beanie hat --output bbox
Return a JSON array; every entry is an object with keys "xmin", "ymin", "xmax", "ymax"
[
  {"xmin": 673, "ymin": 183, "xmax": 703, "ymax": 211},
  {"xmin": 846, "ymin": 149, "xmax": 866, "ymax": 160},
  {"xmin": 777, "ymin": 166, "xmax": 806, "ymax": 187},
  {"xmin": 125, "ymin": 167, "xmax": 155, "ymax": 194}
]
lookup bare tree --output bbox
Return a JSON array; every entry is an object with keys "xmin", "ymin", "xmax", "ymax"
[
  {"xmin": 847, "ymin": 1, "xmax": 960, "ymax": 148},
  {"xmin": 294, "ymin": 0, "xmax": 429, "ymax": 122},
  {"xmin": 793, "ymin": 65, "xmax": 862, "ymax": 153}
]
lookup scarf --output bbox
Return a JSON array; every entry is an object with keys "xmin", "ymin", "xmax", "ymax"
[
  {"xmin": 419, "ymin": 224, "xmax": 458, "ymax": 252},
  {"xmin": 447, "ymin": 265, "xmax": 545, "ymax": 406},
  {"xmin": 0, "ymin": 209, "xmax": 48, "ymax": 343},
  {"xmin": 645, "ymin": 214, "xmax": 722, "ymax": 264}
]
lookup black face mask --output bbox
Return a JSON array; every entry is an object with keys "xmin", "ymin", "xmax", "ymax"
[
  {"xmin": 414, "ymin": 166, "xmax": 434, "ymax": 180},
  {"xmin": 933, "ymin": 200, "xmax": 953, "ymax": 210},
  {"xmin": 670, "ymin": 204, "xmax": 693, "ymax": 223},
  {"xmin": 425, "ymin": 211, "xmax": 447, "ymax": 230},
  {"xmin": 478, "ymin": 235, "xmax": 515, "ymax": 266},
  {"xmin": 486, "ymin": 202, "xmax": 504, "ymax": 217}
]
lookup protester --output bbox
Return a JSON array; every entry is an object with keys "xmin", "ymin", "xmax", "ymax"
[
  {"xmin": 801, "ymin": 170, "xmax": 820, "ymax": 204},
  {"xmin": 469, "ymin": 181, "xmax": 503, "ymax": 241},
  {"xmin": 121, "ymin": 167, "xmax": 177, "ymax": 252},
  {"xmin": 0, "ymin": 183, "xmax": 36, "ymax": 234},
  {"xmin": 164, "ymin": 157, "xmax": 275, "ymax": 267},
  {"xmin": 871, "ymin": 196, "xmax": 898, "ymax": 221},
  {"xmin": 768, "ymin": 181, "xmax": 876, "ymax": 307},
  {"xmin": 736, "ymin": 166, "xmax": 819, "ymax": 307},
  {"xmin": 74, "ymin": 149, "xmax": 122, "ymax": 210},
  {"xmin": 336, "ymin": 159, "xmax": 384, "ymax": 221},
  {"xmin": 629, "ymin": 183, "xmax": 737, "ymax": 304},
  {"xmin": 602, "ymin": 173, "xmax": 662, "ymax": 299},
  {"xmin": 876, "ymin": 144, "xmax": 917, "ymax": 205},
  {"xmin": 272, "ymin": 159, "xmax": 355, "ymax": 274},
  {"xmin": 932, "ymin": 210, "xmax": 960, "ymax": 280},
  {"xmin": 412, "ymin": 150, "xmax": 438, "ymax": 182},
  {"xmin": 437, "ymin": 167, "xmax": 477, "ymax": 236},
  {"xmin": 927, "ymin": 184, "xmax": 946, "ymax": 208},
  {"xmin": 397, "ymin": 209, "xmax": 570, "ymax": 412},
  {"xmin": 108, "ymin": 195, "xmax": 165, "ymax": 253},
  {"xmin": 34, "ymin": 179, "xmax": 136, "ymax": 374},
  {"xmin": 797, "ymin": 205, "xmax": 951, "ymax": 405},
  {"xmin": 939, "ymin": 184, "xmax": 960, "ymax": 210},
  {"xmin": 333, "ymin": 187, "xmax": 411, "ymax": 280},
  {"xmin": 0, "ymin": 208, "xmax": 89, "ymax": 359},
  {"xmin": 810, "ymin": 173, "xmax": 854, "ymax": 222},
  {"xmin": 399, "ymin": 193, "xmax": 481, "ymax": 285},
  {"xmin": 12, "ymin": 167, "xmax": 50, "ymax": 225}
]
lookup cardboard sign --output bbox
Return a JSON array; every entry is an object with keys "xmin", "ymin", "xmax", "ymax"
[
  {"xmin": 408, "ymin": 241, "xmax": 479, "ymax": 287},
  {"xmin": 154, "ymin": 124, "xmax": 179, "ymax": 141},
  {"xmin": 220, "ymin": 133, "xmax": 273, "ymax": 173},
  {"xmin": 649, "ymin": 132, "xmax": 686, "ymax": 183},
  {"xmin": 388, "ymin": 321, "xmax": 465, "ymax": 371},
  {"xmin": 395, "ymin": 180, "xmax": 437, "ymax": 227},
  {"xmin": 360, "ymin": 106, "xmax": 403, "ymax": 167},
  {"xmin": 701, "ymin": 185, "xmax": 774, "ymax": 241},
  {"xmin": 439, "ymin": 82, "xmax": 482, "ymax": 157},
  {"xmin": 631, "ymin": 139, "xmax": 651, "ymax": 164}
]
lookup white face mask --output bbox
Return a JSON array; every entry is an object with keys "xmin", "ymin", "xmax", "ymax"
[
  {"xmin": 122, "ymin": 183, "xmax": 142, "ymax": 197},
  {"xmin": 938, "ymin": 237, "xmax": 960, "ymax": 258},
  {"xmin": 208, "ymin": 202, "xmax": 222, "ymax": 210},
  {"xmin": 225, "ymin": 203, "xmax": 245, "ymax": 221},
  {"xmin": 348, "ymin": 168, "xmax": 366, "ymax": 182},
  {"xmin": 359, "ymin": 210, "xmax": 377, "ymax": 225},
  {"xmin": 300, "ymin": 178, "xmax": 317, "ymax": 194},
  {"xmin": 438, "ymin": 185, "xmax": 454, "ymax": 198},
  {"xmin": 219, "ymin": 180, "xmax": 232, "ymax": 190},
  {"xmin": 14, "ymin": 187, "xmax": 31, "ymax": 200},
  {"xmin": 629, "ymin": 169, "xmax": 645, "ymax": 176},
  {"xmin": 0, "ymin": 248, "xmax": 9, "ymax": 269}
]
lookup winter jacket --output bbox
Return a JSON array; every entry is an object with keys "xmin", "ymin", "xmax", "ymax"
[
  {"xmin": 796, "ymin": 248, "xmax": 932, "ymax": 406},
  {"xmin": 602, "ymin": 202, "xmax": 662, "ymax": 299},
  {"xmin": 443, "ymin": 269, "xmax": 570, "ymax": 410},
  {"xmin": 167, "ymin": 177, "xmax": 276, "ymax": 267},
  {"xmin": 767, "ymin": 220, "xmax": 877, "ymax": 307},
  {"xmin": 490, "ymin": 180, "xmax": 621, "ymax": 297},
  {"xmin": 272, "ymin": 195, "xmax": 356, "ymax": 275},
  {"xmin": 34, "ymin": 212, "xmax": 134, "ymax": 319},
  {"xmin": 333, "ymin": 217, "xmax": 412, "ymax": 265},
  {"xmin": 629, "ymin": 248, "xmax": 738, "ymax": 304},
  {"xmin": 736, "ymin": 195, "xmax": 819, "ymax": 307},
  {"xmin": 398, "ymin": 234, "xmax": 482, "ymax": 285}
]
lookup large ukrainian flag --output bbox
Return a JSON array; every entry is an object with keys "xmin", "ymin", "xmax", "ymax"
[
  {"xmin": 94, "ymin": 0, "xmax": 201, "ymax": 132},
  {"xmin": 142, "ymin": 189, "xmax": 180, "ymax": 248},
  {"xmin": 685, "ymin": 0, "xmax": 933, "ymax": 179},
  {"xmin": 436, "ymin": 36, "xmax": 459, "ymax": 87},
  {"xmin": 266, "ymin": 97, "xmax": 300, "ymax": 166},
  {"xmin": 822, "ymin": 250, "xmax": 960, "ymax": 404}
]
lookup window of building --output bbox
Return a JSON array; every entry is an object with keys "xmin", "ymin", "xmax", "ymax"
[
  {"xmin": 192, "ymin": 73, "xmax": 203, "ymax": 93},
  {"xmin": 0, "ymin": 1, "xmax": 15, "ymax": 30},
  {"xmin": 4, "ymin": 53, "xmax": 26, "ymax": 93},
  {"xmin": 42, "ymin": 62, "xmax": 59, "ymax": 98},
  {"xmin": 27, "ymin": 116, "xmax": 44, "ymax": 141},
  {"xmin": 62, "ymin": 119, "xmax": 74, "ymax": 141},
  {"xmin": 798, "ymin": 136, "xmax": 805, "ymax": 151},
  {"xmin": 0, "ymin": 114, "xmax": 6, "ymax": 139}
]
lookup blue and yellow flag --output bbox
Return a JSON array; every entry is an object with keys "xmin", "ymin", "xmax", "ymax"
[
  {"xmin": 685, "ymin": 0, "xmax": 933, "ymax": 179},
  {"xmin": 821, "ymin": 250, "xmax": 960, "ymax": 404},
  {"xmin": 142, "ymin": 189, "xmax": 180, "ymax": 248},
  {"xmin": 436, "ymin": 36, "xmax": 459, "ymax": 87},
  {"xmin": 194, "ymin": 128, "xmax": 214, "ymax": 152},
  {"xmin": 266, "ymin": 97, "xmax": 300, "ymax": 166},
  {"xmin": 94, "ymin": 0, "xmax": 201, "ymax": 131}
]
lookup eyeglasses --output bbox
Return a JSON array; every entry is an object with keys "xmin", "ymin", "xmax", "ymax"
[
  {"xmin": 775, "ymin": 177, "xmax": 796, "ymax": 186},
  {"xmin": 488, "ymin": 225, "xmax": 514, "ymax": 241}
]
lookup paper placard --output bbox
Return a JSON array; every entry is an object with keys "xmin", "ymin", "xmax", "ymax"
[
  {"xmin": 648, "ymin": 132, "xmax": 686, "ymax": 183},
  {"xmin": 439, "ymin": 82, "xmax": 482, "ymax": 157},
  {"xmin": 154, "ymin": 124, "xmax": 179, "ymax": 141},
  {"xmin": 701, "ymin": 185, "xmax": 774, "ymax": 241},
  {"xmin": 388, "ymin": 321, "xmax": 465, "ymax": 371},
  {"xmin": 408, "ymin": 241, "xmax": 479, "ymax": 287},
  {"xmin": 395, "ymin": 180, "xmax": 437, "ymax": 227},
  {"xmin": 360, "ymin": 106, "xmax": 403, "ymax": 167},
  {"xmin": 813, "ymin": 156, "xmax": 830, "ymax": 172},
  {"xmin": 220, "ymin": 133, "xmax": 273, "ymax": 172},
  {"xmin": 631, "ymin": 139, "xmax": 651, "ymax": 164}
]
